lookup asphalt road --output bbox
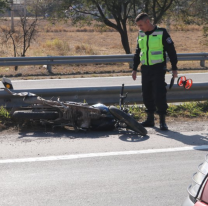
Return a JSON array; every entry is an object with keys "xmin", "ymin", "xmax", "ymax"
[
  {"xmin": 0, "ymin": 120, "xmax": 208, "ymax": 206},
  {"xmin": 1, "ymin": 150, "xmax": 207, "ymax": 206},
  {"xmin": 1, "ymin": 72, "xmax": 207, "ymax": 89}
]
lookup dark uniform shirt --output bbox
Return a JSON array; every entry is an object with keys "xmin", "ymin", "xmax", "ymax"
[{"xmin": 133, "ymin": 26, "xmax": 178, "ymax": 71}]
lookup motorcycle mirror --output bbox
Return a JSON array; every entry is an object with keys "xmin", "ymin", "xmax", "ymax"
[{"xmin": 2, "ymin": 77, "xmax": 13, "ymax": 89}]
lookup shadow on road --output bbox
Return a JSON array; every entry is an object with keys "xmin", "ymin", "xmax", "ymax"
[
  {"xmin": 153, "ymin": 127, "xmax": 208, "ymax": 147},
  {"xmin": 16, "ymin": 121, "xmax": 208, "ymax": 146},
  {"xmin": 17, "ymin": 126, "xmax": 149, "ymax": 142}
]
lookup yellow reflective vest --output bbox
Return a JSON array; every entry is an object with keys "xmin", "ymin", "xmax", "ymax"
[{"xmin": 138, "ymin": 29, "xmax": 164, "ymax": 66}]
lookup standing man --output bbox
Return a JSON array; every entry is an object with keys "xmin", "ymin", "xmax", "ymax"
[{"xmin": 132, "ymin": 13, "xmax": 178, "ymax": 130}]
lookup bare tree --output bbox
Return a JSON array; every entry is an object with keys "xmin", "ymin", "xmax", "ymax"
[
  {"xmin": 0, "ymin": 1, "xmax": 39, "ymax": 70},
  {"xmin": 144, "ymin": 0, "xmax": 175, "ymax": 24},
  {"xmin": 48, "ymin": 0, "xmax": 176, "ymax": 54},
  {"xmin": 179, "ymin": 0, "xmax": 208, "ymax": 24}
]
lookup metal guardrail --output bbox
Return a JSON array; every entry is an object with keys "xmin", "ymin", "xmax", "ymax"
[
  {"xmin": 0, "ymin": 52, "xmax": 207, "ymax": 67},
  {"xmin": 0, "ymin": 55, "xmax": 133, "ymax": 66},
  {"xmin": 0, "ymin": 82, "xmax": 208, "ymax": 108}
]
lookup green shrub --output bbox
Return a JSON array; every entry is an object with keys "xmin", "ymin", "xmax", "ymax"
[
  {"xmin": 0, "ymin": 106, "xmax": 10, "ymax": 119},
  {"xmin": 45, "ymin": 38, "xmax": 70, "ymax": 55}
]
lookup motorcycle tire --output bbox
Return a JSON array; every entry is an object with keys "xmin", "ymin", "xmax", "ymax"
[
  {"xmin": 109, "ymin": 106, "xmax": 147, "ymax": 136},
  {"xmin": 13, "ymin": 110, "xmax": 59, "ymax": 120}
]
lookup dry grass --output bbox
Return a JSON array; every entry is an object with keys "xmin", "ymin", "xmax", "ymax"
[{"xmin": 0, "ymin": 18, "xmax": 207, "ymax": 79}]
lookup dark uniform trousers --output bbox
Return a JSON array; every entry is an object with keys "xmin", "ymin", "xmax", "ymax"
[{"xmin": 141, "ymin": 65, "xmax": 168, "ymax": 115}]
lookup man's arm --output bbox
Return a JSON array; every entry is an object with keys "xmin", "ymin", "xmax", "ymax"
[
  {"xmin": 163, "ymin": 29, "xmax": 178, "ymax": 69},
  {"xmin": 133, "ymin": 37, "xmax": 141, "ymax": 71},
  {"xmin": 132, "ymin": 37, "xmax": 141, "ymax": 80},
  {"xmin": 163, "ymin": 29, "xmax": 178, "ymax": 78}
]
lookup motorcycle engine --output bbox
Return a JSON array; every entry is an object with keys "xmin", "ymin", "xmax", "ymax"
[{"xmin": 90, "ymin": 103, "xmax": 115, "ymax": 130}]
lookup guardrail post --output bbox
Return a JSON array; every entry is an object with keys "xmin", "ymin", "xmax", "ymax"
[
  {"xmin": 200, "ymin": 60, "xmax": 205, "ymax": 67},
  {"xmin": 200, "ymin": 53, "xmax": 206, "ymax": 67},
  {"xmin": 47, "ymin": 64, "xmax": 52, "ymax": 73},
  {"xmin": 129, "ymin": 62, "xmax": 133, "ymax": 69},
  {"xmin": 47, "ymin": 55, "xmax": 53, "ymax": 74}
]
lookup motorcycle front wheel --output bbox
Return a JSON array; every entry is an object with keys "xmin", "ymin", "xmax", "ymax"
[{"xmin": 109, "ymin": 106, "xmax": 147, "ymax": 136}]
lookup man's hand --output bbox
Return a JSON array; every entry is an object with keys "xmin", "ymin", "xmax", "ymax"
[
  {"xmin": 172, "ymin": 70, "xmax": 178, "ymax": 78},
  {"xmin": 132, "ymin": 70, "xmax": 137, "ymax": 80}
]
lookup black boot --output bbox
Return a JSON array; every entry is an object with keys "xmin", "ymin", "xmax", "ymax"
[
  {"xmin": 141, "ymin": 113, "xmax": 155, "ymax": 127},
  {"xmin": 159, "ymin": 114, "xmax": 168, "ymax": 130}
]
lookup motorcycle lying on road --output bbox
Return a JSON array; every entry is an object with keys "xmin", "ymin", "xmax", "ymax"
[{"xmin": 2, "ymin": 77, "xmax": 147, "ymax": 136}]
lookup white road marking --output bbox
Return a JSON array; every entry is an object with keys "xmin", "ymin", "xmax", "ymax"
[{"xmin": 0, "ymin": 145, "xmax": 208, "ymax": 164}]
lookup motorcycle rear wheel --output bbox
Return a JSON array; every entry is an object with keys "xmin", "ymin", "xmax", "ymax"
[
  {"xmin": 13, "ymin": 110, "xmax": 59, "ymax": 120},
  {"xmin": 109, "ymin": 106, "xmax": 147, "ymax": 136}
]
